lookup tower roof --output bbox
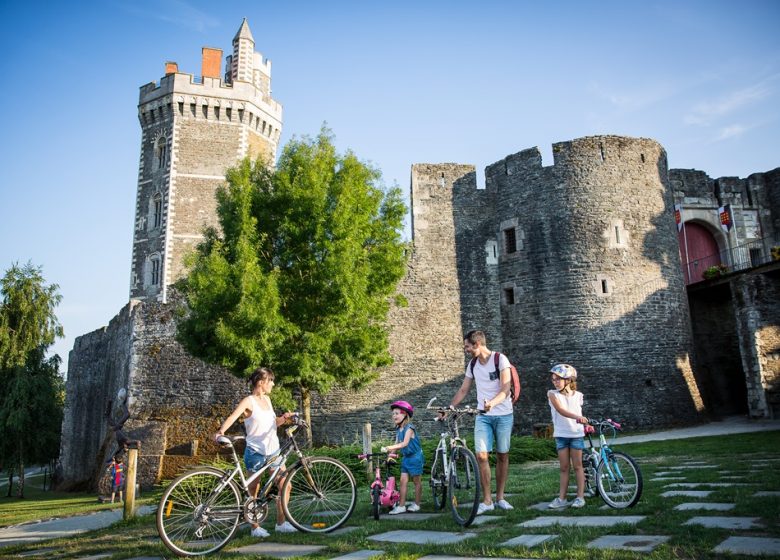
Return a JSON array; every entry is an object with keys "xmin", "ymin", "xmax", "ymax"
[{"xmin": 234, "ymin": 18, "xmax": 255, "ymax": 43}]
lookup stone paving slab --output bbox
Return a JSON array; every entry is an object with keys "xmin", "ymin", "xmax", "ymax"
[
  {"xmin": 653, "ymin": 471, "xmax": 682, "ymax": 476},
  {"xmin": 376, "ymin": 512, "xmax": 443, "ymax": 521},
  {"xmin": 714, "ymin": 536, "xmax": 780, "ymax": 556},
  {"xmin": 469, "ymin": 515, "xmax": 502, "ymax": 526},
  {"xmin": 660, "ymin": 490, "xmax": 713, "ymax": 498},
  {"xmin": 232, "ymin": 542, "xmax": 326, "ymax": 558},
  {"xmin": 326, "ymin": 526, "xmax": 361, "ymax": 536},
  {"xmin": 664, "ymin": 482, "xmax": 752, "ymax": 488},
  {"xmin": 528, "ymin": 501, "xmax": 554, "ymax": 511},
  {"xmin": 417, "ymin": 557, "xmax": 535, "ymax": 560},
  {"xmin": 368, "ymin": 530, "xmax": 476, "ymax": 545},
  {"xmin": 329, "ymin": 551, "xmax": 385, "ymax": 560},
  {"xmin": 684, "ymin": 516, "xmax": 762, "ymax": 529},
  {"xmin": 501, "ymin": 534, "xmax": 558, "ymax": 547},
  {"xmin": 674, "ymin": 502, "xmax": 735, "ymax": 511},
  {"xmin": 17, "ymin": 548, "xmax": 58, "ymax": 557},
  {"xmin": 667, "ymin": 465, "xmax": 717, "ymax": 469},
  {"xmin": 587, "ymin": 535, "xmax": 670, "ymax": 553},
  {"xmin": 0, "ymin": 505, "xmax": 156, "ymax": 548},
  {"xmin": 73, "ymin": 555, "xmax": 113, "ymax": 560},
  {"xmin": 519, "ymin": 515, "xmax": 645, "ymax": 528},
  {"xmin": 650, "ymin": 476, "xmax": 686, "ymax": 481},
  {"xmin": 754, "ymin": 491, "xmax": 780, "ymax": 497}
]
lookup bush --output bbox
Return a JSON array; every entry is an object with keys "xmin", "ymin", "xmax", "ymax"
[
  {"xmin": 703, "ymin": 263, "xmax": 729, "ymax": 279},
  {"xmin": 771, "ymin": 246, "xmax": 780, "ymax": 261}
]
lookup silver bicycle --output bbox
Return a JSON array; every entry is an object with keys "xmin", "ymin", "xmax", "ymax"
[
  {"xmin": 156, "ymin": 414, "xmax": 357, "ymax": 556},
  {"xmin": 426, "ymin": 397, "xmax": 482, "ymax": 527}
]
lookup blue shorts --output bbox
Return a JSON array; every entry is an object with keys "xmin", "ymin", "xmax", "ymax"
[
  {"xmin": 244, "ymin": 447, "xmax": 282, "ymax": 472},
  {"xmin": 474, "ymin": 413, "xmax": 513, "ymax": 454},
  {"xmin": 555, "ymin": 437, "xmax": 585, "ymax": 451},
  {"xmin": 401, "ymin": 452, "xmax": 424, "ymax": 476}
]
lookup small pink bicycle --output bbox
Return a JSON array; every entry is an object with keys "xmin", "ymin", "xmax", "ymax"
[{"xmin": 357, "ymin": 451, "xmax": 400, "ymax": 519}]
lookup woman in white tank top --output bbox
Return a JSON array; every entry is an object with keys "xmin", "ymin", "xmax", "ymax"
[{"xmin": 216, "ymin": 367, "xmax": 297, "ymax": 536}]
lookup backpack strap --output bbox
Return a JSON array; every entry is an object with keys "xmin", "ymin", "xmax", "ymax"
[
  {"xmin": 494, "ymin": 352, "xmax": 501, "ymax": 371},
  {"xmin": 469, "ymin": 356, "xmax": 478, "ymax": 376}
]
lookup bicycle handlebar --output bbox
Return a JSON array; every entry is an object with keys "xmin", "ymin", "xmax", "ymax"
[
  {"xmin": 357, "ymin": 452, "xmax": 398, "ymax": 461},
  {"xmin": 586, "ymin": 418, "xmax": 622, "ymax": 431},
  {"xmin": 425, "ymin": 397, "xmax": 484, "ymax": 416}
]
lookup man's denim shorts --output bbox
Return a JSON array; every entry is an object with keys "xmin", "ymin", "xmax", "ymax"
[
  {"xmin": 244, "ymin": 447, "xmax": 282, "ymax": 472},
  {"xmin": 474, "ymin": 413, "xmax": 513, "ymax": 453},
  {"xmin": 555, "ymin": 437, "xmax": 585, "ymax": 451}
]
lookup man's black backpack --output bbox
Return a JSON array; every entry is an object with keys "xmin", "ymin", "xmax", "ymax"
[{"xmin": 469, "ymin": 352, "xmax": 521, "ymax": 404}]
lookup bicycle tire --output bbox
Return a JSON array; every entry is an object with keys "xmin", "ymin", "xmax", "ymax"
[
  {"xmin": 281, "ymin": 456, "xmax": 357, "ymax": 533},
  {"xmin": 156, "ymin": 467, "xmax": 242, "ymax": 557},
  {"xmin": 429, "ymin": 448, "xmax": 447, "ymax": 510},
  {"xmin": 583, "ymin": 450, "xmax": 598, "ymax": 498},
  {"xmin": 448, "ymin": 446, "xmax": 480, "ymax": 527},
  {"xmin": 371, "ymin": 485, "xmax": 381, "ymax": 520},
  {"xmin": 596, "ymin": 450, "xmax": 643, "ymax": 508}
]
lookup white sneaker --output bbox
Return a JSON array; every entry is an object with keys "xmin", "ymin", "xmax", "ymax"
[
  {"xmin": 388, "ymin": 505, "xmax": 407, "ymax": 515},
  {"xmin": 571, "ymin": 497, "xmax": 586, "ymax": 508},
  {"xmin": 476, "ymin": 502, "xmax": 494, "ymax": 515},
  {"xmin": 495, "ymin": 499, "xmax": 514, "ymax": 510},
  {"xmin": 251, "ymin": 526, "xmax": 270, "ymax": 538},
  {"xmin": 548, "ymin": 497, "xmax": 568, "ymax": 509},
  {"xmin": 275, "ymin": 521, "xmax": 298, "ymax": 533},
  {"xmin": 405, "ymin": 502, "xmax": 421, "ymax": 512}
]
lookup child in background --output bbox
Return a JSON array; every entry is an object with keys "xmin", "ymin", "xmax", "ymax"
[
  {"xmin": 381, "ymin": 400, "xmax": 424, "ymax": 514},
  {"xmin": 547, "ymin": 364, "xmax": 588, "ymax": 509},
  {"xmin": 109, "ymin": 455, "xmax": 124, "ymax": 503}
]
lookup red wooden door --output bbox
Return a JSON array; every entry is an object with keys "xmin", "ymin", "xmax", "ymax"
[{"xmin": 678, "ymin": 222, "xmax": 720, "ymax": 283}]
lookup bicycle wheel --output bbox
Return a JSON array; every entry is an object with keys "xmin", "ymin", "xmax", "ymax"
[
  {"xmin": 281, "ymin": 456, "xmax": 357, "ymax": 533},
  {"xmin": 429, "ymin": 449, "xmax": 447, "ymax": 510},
  {"xmin": 596, "ymin": 451, "xmax": 643, "ymax": 508},
  {"xmin": 448, "ymin": 446, "xmax": 480, "ymax": 527},
  {"xmin": 371, "ymin": 485, "xmax": 381, "ymax": 520},
  {"xmin": 156, "ymin": 468, "xmax": 242, "ymax": 557}
]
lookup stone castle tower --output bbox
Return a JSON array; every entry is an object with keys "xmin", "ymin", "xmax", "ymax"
[
  {"xmin": 130, "ymin": 19, "xmax": 282, "ymax": 301},
  {"xmin": 311, "ymin": 137, "xmax": 707, "ymax": 442}
]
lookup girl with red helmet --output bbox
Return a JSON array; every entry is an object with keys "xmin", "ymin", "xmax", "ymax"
[{"xmin": 381, "ymin": 400, "xmax": 424, "ymax": 514}]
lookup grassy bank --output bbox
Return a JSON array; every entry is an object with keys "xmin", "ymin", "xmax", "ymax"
[{"xmin": 2, "ymin": 430, "xmax": 778, "ymax": 559}]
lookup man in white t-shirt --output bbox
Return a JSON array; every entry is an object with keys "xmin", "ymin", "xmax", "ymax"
[{"xmin": 448, "ymin": 330, "xmax": 514, "ymax": 514}]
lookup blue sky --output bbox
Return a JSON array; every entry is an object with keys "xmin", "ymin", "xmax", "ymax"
[{"xmin": 1, "ymin": 0, "xmax": 778, "ymax": 367}]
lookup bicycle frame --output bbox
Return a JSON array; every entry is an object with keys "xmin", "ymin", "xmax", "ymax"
[{"xmin": 585, "ymin": 419, "xmax": 624, "ymax": 482}]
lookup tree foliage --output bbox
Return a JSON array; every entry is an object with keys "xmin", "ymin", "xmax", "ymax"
[
  {"xmin": 0, "ymin": 263, "xmax": 64, "ymax": 497},
  {"xmin": 177, "ymin": 129, "xmax": 408, "ymax": 432}
]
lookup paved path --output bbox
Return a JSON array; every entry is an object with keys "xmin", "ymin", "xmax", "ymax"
[{"xmin": 618, "ymin": 415, "xmax": 780, "ymax": 443}]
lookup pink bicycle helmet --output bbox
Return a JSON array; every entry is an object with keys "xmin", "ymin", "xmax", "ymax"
[
  {"xmin": 550, "ymin": 363, "xmax": 577, "ymax": 379},
  {"xmin": 390, "ymin": 400, "xmax": 414, "ymax": 417}
]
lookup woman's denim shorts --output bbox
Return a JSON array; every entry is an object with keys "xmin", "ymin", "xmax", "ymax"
[{"xmin": 555, "ymin": 437, "xmax": 585, "ymax": 450}]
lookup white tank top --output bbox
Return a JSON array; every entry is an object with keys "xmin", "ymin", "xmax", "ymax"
[{"xmin": 244, "ymin": 395, "xmax": 280, "ymax": 455}]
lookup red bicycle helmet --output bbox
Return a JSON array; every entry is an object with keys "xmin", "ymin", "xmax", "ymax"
[{"xmin": 390, "ymin": 400, "xmax": 414, "ymax": 418}]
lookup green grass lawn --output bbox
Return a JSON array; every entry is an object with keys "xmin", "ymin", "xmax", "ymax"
[{"xmin": 2, "ymin": 430, "xmax": 779, "ymax": 559}]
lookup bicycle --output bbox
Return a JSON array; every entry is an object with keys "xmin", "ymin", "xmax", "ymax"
[
  {"xmin": 156, "ymin": 414, "xmax": 357, "ymax": 557},
  {"xmin": 426, "ymin": 397, "xmax": 482, "ymax": 527},
  {"xmin": 357, "ymin": 451, "xmax": 400, "ymax": 519},
  {"xmin": 583, "ymin": 418, "xmax": 643, "ymax": 508}
]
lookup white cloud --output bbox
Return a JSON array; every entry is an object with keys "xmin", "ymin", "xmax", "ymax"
[
  {"xmin": 713, "ymin": 124, "xmax": 748, "ymax": 141},
  {"xmin": 684, "ymin": 83, "xmax": 772, "ymax": 126},
  {"xmin": 587, "ymin": 81, "xmax": 676, "ymax": 113},
  {"xmin": 118, "ymin": 0, "xmax": 220, "ymax": 33}
]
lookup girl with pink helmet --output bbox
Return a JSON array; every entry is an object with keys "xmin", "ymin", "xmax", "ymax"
[{"xmin": 381, "ymin": 400, "xmax": 424, "ymax": 514}]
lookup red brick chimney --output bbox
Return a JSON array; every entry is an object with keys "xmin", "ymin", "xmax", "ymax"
[
  {"xmin": 201, "ymin": 47, "xmax": 222, "ymax": 79},
  {"xmin": 165, "ymin": 61, "xmax": 178, "ymax": 75}
]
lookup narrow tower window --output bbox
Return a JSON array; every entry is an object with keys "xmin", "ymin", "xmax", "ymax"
[
  {"xmin": 504, "ymin": 227, "xmax": 517, "ymax": 254},
  {"xmin": 152, "ymin": 193, "xmax": 163, "ymax": 229},
  {"xmin": 599, "ymin": 143, "xmax": 606, "ymax": 162},
  {"xmin": 150, "ymin": 257, "xmax": 161, "ymax": 286},
  {"xmin": 155, "ymin": 139, "xmax": 168, "ymax": 171},
  {"xmin": 614, "ymin": 225, "xmax": 621, "ymax": 245},
  {"xmin": 503, "ymin": 288, "xmax": 515, "ymax": 305}
]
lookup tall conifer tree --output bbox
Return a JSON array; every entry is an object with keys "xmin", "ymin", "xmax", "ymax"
[{"xmin": 178, "ymin": 129, "xmax": 408, "ymax": 441}]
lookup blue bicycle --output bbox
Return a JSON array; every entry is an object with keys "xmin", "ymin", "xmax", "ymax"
[{"xmin": 583, "ymin": 418, "xmax": 643, "ymax": 508}]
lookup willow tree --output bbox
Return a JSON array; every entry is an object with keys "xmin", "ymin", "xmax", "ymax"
[
  {"xmin": 0, "ymin": 263, "xmax": 64, "ymax": 497},
  {"xmin": 178, "ymin": 129, "xmax": 408, "ymax": 441}
]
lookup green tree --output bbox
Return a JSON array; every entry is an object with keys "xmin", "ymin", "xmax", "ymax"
[
  {"xmin": 0, "ymin": 263, "xmax": 64, "ymax": 497},
  {"xmin": 178, "ymin": 129, "xmax": 408, "ymax": 441}
]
